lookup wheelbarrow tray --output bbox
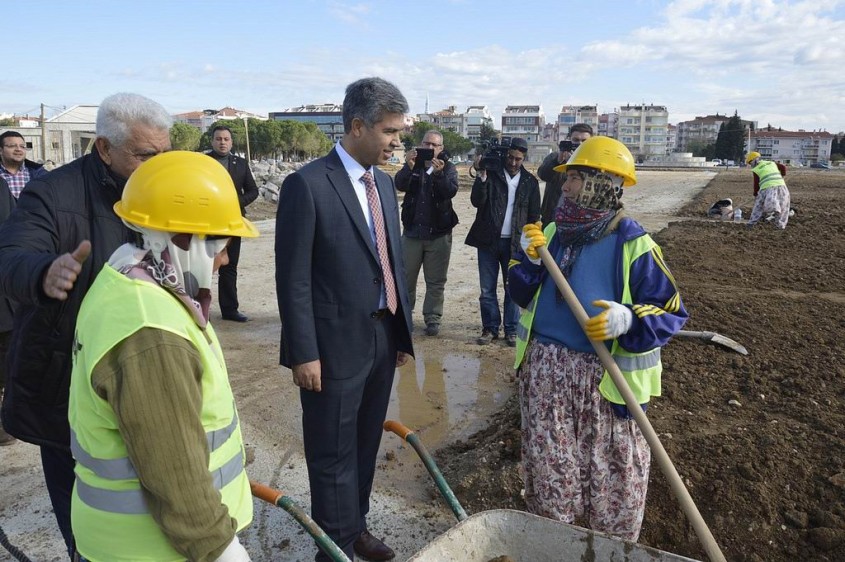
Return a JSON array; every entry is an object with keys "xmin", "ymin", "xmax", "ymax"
[{"xmin": 407, "ymin": 509, "xmax": 699, "ymax": 562}]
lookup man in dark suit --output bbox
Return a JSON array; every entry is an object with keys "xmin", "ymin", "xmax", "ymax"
[
  {"xmin": 207, "ymin": 125, "xmax": 259, "ymax": 322},
  {"xmin": 275, "ymin": 77, "xmax": 414, "ymax": 562},
  {"xmin": 0, "ymin": 177, "xmax": 16, "ymax": 445}
]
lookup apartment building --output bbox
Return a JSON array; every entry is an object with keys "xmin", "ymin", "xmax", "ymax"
[
  {"xmin": 556, "ymin": 105, "xmax": 598, "ymax": 141},
  {"xmin": 269, "ymin": 103, "xmax": 344, "ymax": 142},
  {"xmin": 748, "ymin": 127, "xmax": 833, "ymax": 165},
  {"xmin": 418, "ymin": 105, "xmax": 494, "ymax": 141},
  {"xmin": 465, "ymin": 105, "xmax": 493, "ymax": 142},
  {"xmin": 617, "ymin": 104, "xmax": 669, "ymax": 161},
  {"xmin": 501, "ymin": 105, "xmax": 544, "ymax": 142},
  {"xmin": 598, "ymin": 112, "xmax": 618, "ymax": 138},
  {"xmin": 675, "ymin": 114, "xmax": 755, "ymax": 152},
  {"xmin": 174, "ymin": 106, "xmax": 265, "ymax": 134},
  {"xmin": 666, "ymin": 124, "xmax": 677, "ymax": 156}
]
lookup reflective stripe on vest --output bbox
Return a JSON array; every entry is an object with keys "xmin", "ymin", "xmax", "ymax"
[
  {"xmin": 613, "ymin": 347, "xmax": 660, "ymax": 371},
  {"xmin": 753, "ymin": 160, "xmax": 786, "ymax": 191},
  {"xmin": 75, "ymin": 449, "xmax": 245, "ymax": 515},
  {"xmin": 70, "ymin": 410, "xmax": 238, "ymax": 481}
]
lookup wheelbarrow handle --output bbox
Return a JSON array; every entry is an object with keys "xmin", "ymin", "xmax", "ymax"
[
  {"xmin": 383, "ymin": 420, "xmax": 414, "ymax": 440},
  {"xmin": 249, "ymin": 480, "xmax": 352, "ymax": 562},
  {"xmin": 250, "ymin": 480, "xmax": 284, "ymax": 506},
  {"xmin": 383, "ymin": 420, "xmax": 469, "ymax": 522}
]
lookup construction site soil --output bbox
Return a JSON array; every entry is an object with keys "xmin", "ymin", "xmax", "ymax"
[
  {"xmin": 2, "ymin": 167, "xmax": 843, "ymax": 561},
  {"xmin": 431, "ymin": 169, "xmax": 845, "ymax": 562}
]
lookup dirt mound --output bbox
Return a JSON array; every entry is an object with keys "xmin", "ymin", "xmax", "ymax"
[{"xmin": 435, "ymin": 169, "xmax": 845, "ymax": 561}]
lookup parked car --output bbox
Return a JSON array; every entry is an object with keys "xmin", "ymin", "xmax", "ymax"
[{"xmin": 810, "ymin": 162, "xmax": 831, "ymax": 169}]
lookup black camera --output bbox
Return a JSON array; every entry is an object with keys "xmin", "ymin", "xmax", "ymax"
[
  {"xmin": 412, "ymin": 147, "xmax": 449, "ymax": 170},
  {"xmin": 478, "ymin": 138, "xmax": 510, "ymax": 171},
  {"xmin": 559, "ymin": 140, "xmax": 578, "ymax": 152}
]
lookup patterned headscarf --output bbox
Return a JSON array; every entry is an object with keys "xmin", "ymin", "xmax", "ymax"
[
  {"xmin": 553, "ymin": 167, "xmax": 626, "ymax": 280},
  {"xmin": 108, "ymin": 224, "xmax": 229, "ymax": 327}
]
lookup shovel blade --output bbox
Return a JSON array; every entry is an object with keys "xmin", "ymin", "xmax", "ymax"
[{"xmin": 676, "ymin": 330, "xmax": 748, "ymax": 355}]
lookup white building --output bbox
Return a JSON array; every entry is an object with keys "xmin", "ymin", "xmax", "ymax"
[
  {"xmin": 556, "ymin": 105, "xmax": 598, "ymax": 141},
  {"xmin": 501, "ymin": 105, "xmax": 544, "ymax": 142},
  {"xmin": 175, "ymin": 106, "xmax": 266, "ymax": 135},
  {"xmin": 1, "ymin": 105, "xmax": 99, "ymax": 165},
  {"xmin": 617, "ymin": 104, "xmax": 669, "ymax": 161},
  {"xmin": 598, "ymin": 112, "xmax": 618, "ymax": 138},
  {"xmin": 748, "ymin": 128, "xmax": 833, "ymax": 166}
]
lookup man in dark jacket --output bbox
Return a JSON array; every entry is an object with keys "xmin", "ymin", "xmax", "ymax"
[
  {"xmin": 538, "ymin": 123, "xmax": 592, "ymax": 225},
  {"xmin": 465, "ymin": 137, "xmax": 540, "ymax": 347},
  {"xmin": 0, "ymin": 92, "xmax": 172, "ymax": 557},
  {"xmin": 207, "ymin": 125, "xmax": 259, "ymax": 322},
  {"xmin": 0, "ymin": 177, "xmax": 15, "ymax": 445},
  {"xmin": 395, "ymin": 130, "xmax": 459, "ymax": 336},
  {"xmin": 0, "ymin": 130, "xmax": 48, "ymax": 197}
]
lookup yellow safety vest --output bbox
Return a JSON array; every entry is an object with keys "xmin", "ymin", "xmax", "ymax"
[
  {"xmin": 514, "ymin": 223, "xmax": 663, "ymax": 404},
  {"xmin": 753, "ymin": 160, "xmax": 786, "ymax": 191},
  {"xmin": 69, "ymin": 265, "xmax": 252, "ymax": 562}
]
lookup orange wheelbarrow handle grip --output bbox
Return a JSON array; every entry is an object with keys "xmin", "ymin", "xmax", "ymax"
[
  {"xmin": 250, "ymin": 480, "xmax": 284, "ymax": 506},
  {"xmin": 383, "ymin": 420, "xmax": 414, "ymax": 440}
]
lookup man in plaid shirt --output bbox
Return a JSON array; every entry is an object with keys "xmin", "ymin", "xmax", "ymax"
[{"xmin": 0, "ymin": 131, "xmax": 47, "ymax": 197}]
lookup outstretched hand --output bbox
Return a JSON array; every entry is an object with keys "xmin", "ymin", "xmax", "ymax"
[{"xmin": 42, "ymin": 240, "xmax": 91, "ymax": 300}]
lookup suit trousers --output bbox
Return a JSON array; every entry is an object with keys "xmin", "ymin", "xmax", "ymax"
[
  {"xmin": 218, "ymin": 236, "xmax": 241, "ymax": 314},
  {"xmin": 401, "ymin": 233, "xmax": 452, "ymax": 327},
  {"xmin": 300, "ymin": 314, "xmax": 397, "ymax": 562}
]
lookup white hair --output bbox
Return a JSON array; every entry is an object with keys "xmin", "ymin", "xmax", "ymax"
[{"xmin": 96, "ymin": 93, "xmax": 173, "ymax": 147}]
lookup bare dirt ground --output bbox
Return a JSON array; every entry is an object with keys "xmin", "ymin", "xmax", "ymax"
[
  {"xmin": 2, "ymin": 166, "xmax": 843, "ymax": 561},
  {"xmin": 434, "ymin": 168, "xmax": 845, "ymax": 562}
]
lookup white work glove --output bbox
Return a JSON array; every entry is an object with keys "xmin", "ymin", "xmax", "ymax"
[
  {"xmin": 214, "ymin": 536, "xmax": 251, "ymax": 562},
  {"xmin": 519, "ymin": 222, "xmax": 545, "ymax": 265},
  {"xmin": 585, "ymin": 300, "xmax": 633, "ymax": 341}
]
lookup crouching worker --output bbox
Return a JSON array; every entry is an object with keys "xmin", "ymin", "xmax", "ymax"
[
  {"xmin": 508, "ymin": 136, "xmax": 688, "ymax": 541},
  {"xmin": 68, "ymin": 151, "xmax": 258, "ymax": 561}
]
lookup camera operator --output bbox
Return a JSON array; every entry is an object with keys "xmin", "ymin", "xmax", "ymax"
[
  {"xmin": 465, "ymin": 137, "xmax": 540, "ymax": 347},
  {"xmin": 395, "ymin": 130, "xmax": 459, "ymax": 337},
  {"xmin": 538, "ymin": 123, "xmax": 593, "ymax": 224}
]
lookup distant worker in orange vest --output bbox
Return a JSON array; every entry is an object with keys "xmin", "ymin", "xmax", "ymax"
[{"xmin": 745, "ymin": 152, "xmax": 791, "ymax": 229}]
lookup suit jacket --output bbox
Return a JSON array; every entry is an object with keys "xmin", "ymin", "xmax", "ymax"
[
  {"xmin": 275, "ymin": 148, "xmax": 413, "ymax": 378},
  {"xmin": 206, "ymin": 151, "xmax": 259, "ymax": 215},
  {"xmin": 0, "ymin": 177, "xmax": 15, "ymax": 332}
]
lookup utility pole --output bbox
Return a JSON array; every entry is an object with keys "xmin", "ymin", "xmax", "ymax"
[
  {"xmin": 242, "ymin": 116, "xmax": 251, "ymax": 162},
  {"xmin": 40, "ymin": 103, "xmax": 47, "ymax": 161}
]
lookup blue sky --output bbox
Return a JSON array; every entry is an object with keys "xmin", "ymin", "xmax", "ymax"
[{"xmin": 10, "ymin": 0, "xmax": 845, "ymax": 132}]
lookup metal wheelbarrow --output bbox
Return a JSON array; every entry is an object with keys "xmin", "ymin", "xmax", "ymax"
[{"xmin": 383, "ymin": 420, "xmax": 700, "ymax": 562}]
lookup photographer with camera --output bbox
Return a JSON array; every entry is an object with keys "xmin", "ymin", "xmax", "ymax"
[
  {"xmin": 395, "ymin": 130, "xmax": 459, "ymax": 337},
  {"xmin": 538, "ymin": 123, "xmax": 593, "ymax": 224},
  {"xmin": 465, "ymin": 137, "xmax": 540, "ymax": 346}
]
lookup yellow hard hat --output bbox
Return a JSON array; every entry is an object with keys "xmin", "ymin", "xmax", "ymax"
[
  {"xmin": 553, "ymin": 136, "xmax": 637, "ymax": 187},
  {"xmin": 115, "ymin": 151, "xmax": 259, "ymax": 238},
  {"xmin": 746, "ymin": 151, "xmax": 761, "ymax": 165}
]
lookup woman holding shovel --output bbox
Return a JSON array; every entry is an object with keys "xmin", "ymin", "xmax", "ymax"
[{"xmin": 508, "ymin": 136, "xmax": 688, "ymax": 541}]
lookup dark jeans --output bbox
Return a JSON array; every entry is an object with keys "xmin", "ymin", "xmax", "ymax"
[
  {"xmin": 218, "ymin": 235, "xmax": 242, "ymax": 314},
  {"xmin": 41, "ymin": 445, "xmax": 76, "ymax": 559},
  {"xmin": 477, "ymin": 237, "xmax": 519, "ymax": 336}
]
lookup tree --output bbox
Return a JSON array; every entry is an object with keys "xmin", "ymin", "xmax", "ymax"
[
  {"xmin": 687, "ymin": 140, "xmax": 716, "ymax": 160},
  {"xmin": 169, "ymin": 122, "xmax": 201, "ymax": 151},
  {"xmin": 714, "ymin": 112, "xmax": 745, "ymax": 162},
  {"xmin": 479, "ymin": 123, "xmax": 499, "ymax": 143}
]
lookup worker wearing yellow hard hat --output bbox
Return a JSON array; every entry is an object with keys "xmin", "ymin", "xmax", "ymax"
[
  {"xmin": 69, "ymin": 151, "xmax": 257, "ymax": 562},
  {"xmin": 745, "ymin": 151, "xmax": 791, "ymax": 229},
  {"xmin": 509, "ymin": 135, "xmax": 688, "ymax": 542}
]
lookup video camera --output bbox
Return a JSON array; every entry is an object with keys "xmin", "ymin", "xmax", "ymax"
[{"xmin": 477, "ymin": 136, "xmax": 512, "ymax": 171}]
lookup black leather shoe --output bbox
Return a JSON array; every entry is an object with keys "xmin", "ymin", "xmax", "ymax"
[
  {"xmin": 353, "ymin": 530, "xmax": 395, "ymax": 561},
  {"xmin": 221, "ymin": 311, "xmax": 249, "ymax": 322}
]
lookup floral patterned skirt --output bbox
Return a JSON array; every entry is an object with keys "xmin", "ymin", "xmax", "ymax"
[{"xmin": 519, "ymin": 339, "xmax": 651, "ymax": 541}]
